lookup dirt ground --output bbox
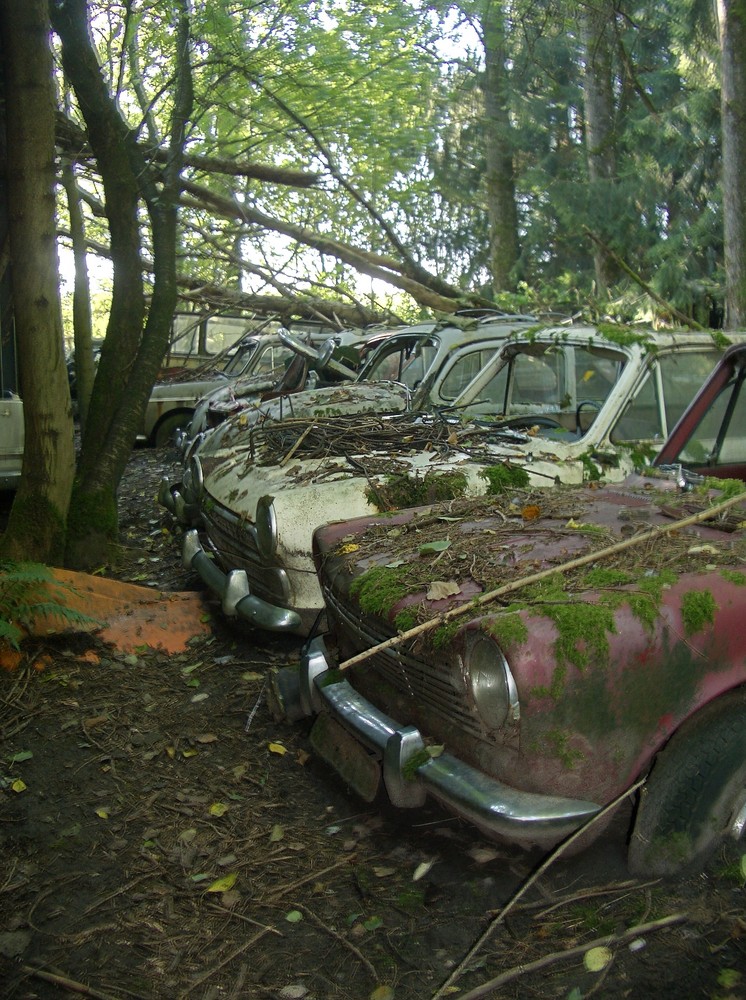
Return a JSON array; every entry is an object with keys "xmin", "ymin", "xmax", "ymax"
[{"xmin": 1, "ymin": 448, "xmax": 745, "ymax": 1000}]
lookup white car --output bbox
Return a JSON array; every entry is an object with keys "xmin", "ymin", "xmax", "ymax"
[{"xmin": 167, "ymin": 323, "xmax": 741, "ymax": 634}]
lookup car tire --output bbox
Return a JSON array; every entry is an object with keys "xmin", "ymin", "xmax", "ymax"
[
  {"xmin": 153, "ymin": 411, "xmax": 192, "ymax": 449},
  {"xmin": 628, "ymin": 688, "xmax": 746, "ymax": 876}
]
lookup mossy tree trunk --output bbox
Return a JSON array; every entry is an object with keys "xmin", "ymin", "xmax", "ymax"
[
  {"xmin": 481, "ymin": 6, "xmax": 520, "ymax": 294},
  {"xmin": 581, "ymin": 0, "xmax": 619, "ymax": 298},
  {"xmin": 718, "ymin": 0, "xmax": 746, "ymax": 328},
  {"xmin": 0, "ymin": 0, "xmax": 75, "ymax": 564},
  {"xmin": 50, "ymin": 0, "xmax": 193, "ymax": 568}
]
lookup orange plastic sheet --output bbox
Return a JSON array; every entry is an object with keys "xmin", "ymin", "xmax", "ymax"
[{"xmin": 22, "ymin": 569, "xmax": 213, "ymax": 654}]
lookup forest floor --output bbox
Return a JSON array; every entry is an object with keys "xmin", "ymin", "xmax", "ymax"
[{"xmin": 1, "ymin": 447, "xmax": 746, "ymax": 1000}]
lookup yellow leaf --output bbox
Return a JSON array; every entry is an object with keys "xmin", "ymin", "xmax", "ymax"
[
  {"xmin": 340, "ymin": 543, "xmax": 360, "ymax": 554},
  {"xmin": 269, "ymin": 824, "xmax": 284, "ymax": 843},
  {"xmin": 166, "ymin": 745, "xmax": 176, "ymax": 758},
  {"xmin": 268, "ymin": 742, "xmax": 288, "ymax": 755},
  {"xmin": 182, "ymin": 748, "xmax": 198, "ymax": 758},
  {"xmin": 95, "ymin": 808, "xmax": 109, "ymax": 819},
  {"xmin": 370, "ymin": 987, "xmax": 395, "ymax": 1000},
  {"xmin": 584, "ymin": 946, "xmax": 613, "ymax": 972},
  {"xmin": 209, "ymin": 802, "xmax": 229, "ymax": 817},
  {"xmin": 206, "ymin": 872, "xmax": 238, "ymax": 893},
  {"xmin": 11, "ymin": 779, "xmax": 26, "ymax": 793},
  {"xmin": 195, "ymin": 733, "xmax": 218, "ymax": 744}
]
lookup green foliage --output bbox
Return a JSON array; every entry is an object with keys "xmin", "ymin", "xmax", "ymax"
[{"xmin": 0, "ymin": 561, "xmax": 99, "ymax": 649}]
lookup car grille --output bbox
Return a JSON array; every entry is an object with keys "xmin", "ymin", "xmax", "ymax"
[
  {"xmin": 202, "ymin": 501, "xmax": 290, "ymax": 605},
  {"xmin": 322, "ymin": 583, "xmax": 486, "ymax": 741}
]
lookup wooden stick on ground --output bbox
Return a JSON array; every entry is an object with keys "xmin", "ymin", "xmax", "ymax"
[{"xmin": 339, "ymin": 489, "xmax": 746, "ymax": 672}]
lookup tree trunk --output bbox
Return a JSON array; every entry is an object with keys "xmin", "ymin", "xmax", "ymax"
[
  {"xmin": 481, "ymin": 7, "xmax": 520, "ymax": 293},
  {"xmin": 60, "ymin": 157, "xmax": 96, "ymax": 431},
  {"xmin": 50, "ymin": 0, "xmax": 192, "ymax": 568},
  {"xmin": 581, "ymin": 0, "xmax": 619, "ymax": 297},
  {"xmin": 0, "ymin": 0, "xmax": 75, "ymax": 564},
  {"xmin": 718, "ymin": 0, "xmax": 746, "ymax": 327}
]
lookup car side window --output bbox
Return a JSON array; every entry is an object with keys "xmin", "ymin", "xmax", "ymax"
[{"xmin": 440, "ymin": 349, "xmax": 501, "ymax": 400}]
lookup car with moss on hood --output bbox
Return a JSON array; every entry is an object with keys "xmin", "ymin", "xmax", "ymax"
[
  {"xmin": 164, "ymin": 323, "xmax": 743, "ymax": 636},
  {"xmin": 269, "ymin": 342, "xmax": 746, "ymax": 874}
]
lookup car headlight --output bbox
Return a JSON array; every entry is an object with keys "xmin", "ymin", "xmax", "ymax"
[
  {"xmin": 255, "ymin": 494, "xmax": 277, "ymax": 560},
  {"xmin": 466, "ymin": 634, "xmax": 520, "ymax": 728}
]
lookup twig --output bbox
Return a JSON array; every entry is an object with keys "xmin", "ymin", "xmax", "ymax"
[
  {"xmin": 21, "ymin": 965, "xmax": 135, "ymax": 1000},
  {"xmin": 206, "ymin": 903, "xmax": 283, "ymax": 935},
  {"xmin": 452, "ymin": 912, "xmax": 687, "ymax": 1000},
  {"xmin": 339, "ymin": 490, "xmax": 746, "ymax": 671},
  {"xmin": 280, "ymin": 422, "xmax": 315, "ymax": 465},
  {"xmin": 179, "ymin": 927, "xmax": 273, "ymax": 995},
  {"xmin": 288, "ymin": 900, "xmax": 379, "ymax": 980},
  {"xmin": 431, "ymin": 778, "xmax": 646, "ymax": 999}
]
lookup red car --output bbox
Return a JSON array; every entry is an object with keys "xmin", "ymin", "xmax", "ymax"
[{"xmin": 270, "ymin": 344, "xmax": 746, "ymax": 875}]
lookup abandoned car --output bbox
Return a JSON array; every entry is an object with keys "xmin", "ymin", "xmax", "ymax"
[
  {"xmin": 140, "ymin": 321, "xmax": 346, "ymax": 448},
  {"xmin": 164, "ymin": 324, "xmax": 743, "ymax": 636},
  {"xmin": 269, "ymin": 342, "xmax": 746, "ymax": 874}
]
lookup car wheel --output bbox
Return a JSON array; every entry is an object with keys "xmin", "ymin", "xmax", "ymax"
[
  {"xmin": 628, "ymin": 689, "xmax": 746, "ymax": 876},
  {"xmin": 154, "ymin": 411, "xmax": 192, "ymax": 449}
]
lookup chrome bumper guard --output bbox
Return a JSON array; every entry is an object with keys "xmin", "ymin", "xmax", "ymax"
[
  {"xmin": 273, "ymin": 636, "xmax": 601, "ymax": 842},
  {"xmin": 158, "ymin": 478, "xmax": 203, "ymax": 527},
  {"xmin": 181, "ymin": 529, "xmax": 302, "ymax": 632}
]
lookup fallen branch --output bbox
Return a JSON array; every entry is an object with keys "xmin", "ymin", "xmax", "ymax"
[
  {"xmin": 339, "ymin": 489, "xmax": 746, "ymax": 672},
  {"xmin": 431, "ymin": 778, "xmax": 646, "ymax": 1000},
  {"xmin": 288, "ymin": 901, "xmax": 379, "ymax": 980},
  {"xmin": 21, "ymin": 965, "xmax": 133, "ymax": 1000},
  {"xmin": 452, "ymin": 912, "xmax": 687, "ymax": 1000},
  {"xmin": 582, "ymin": 227, "xmax": 705, "ymax": 331}
]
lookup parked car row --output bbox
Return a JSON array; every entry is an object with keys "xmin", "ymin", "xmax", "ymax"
[{"xmin": 156, "ymin": 316, "xmax": 746, "ymax": 875}]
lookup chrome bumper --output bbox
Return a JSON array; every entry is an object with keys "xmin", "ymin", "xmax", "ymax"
[
  {"xmin": 181, "ymin": 529, "xmax": 302, "ymax": 632},
  {"xmin": 271, "ymin": 637, "xmax": 601, "ymax": 845}
]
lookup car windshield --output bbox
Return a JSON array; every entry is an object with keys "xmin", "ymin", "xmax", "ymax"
[
  {"xmin": 222, "ymin": 339, "xmax": 295, "ymax": 378},
  {"xmin": 358, "ymin": 335, "xmax": 439, "ymax": 389}
]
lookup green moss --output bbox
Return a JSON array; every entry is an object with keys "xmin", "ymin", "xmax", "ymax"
[
  {"xmin": 544, "ymin": 729, "xmax": 585, "ymax": 769},
  {"xmin": 1, "ymin": 492, "xmax": 67, "ymax": 565},
  {"xmin": 596, "ymin": 323, "xmax": 655, "ymax": 350},
  {"xmin": 696, "ymin": 477, "xmax": 746, "ymax": 499},
  {"xmin": 721, "ymin": 570, "xmax": 746, "ymax": 586},
  {"xmin": 365, "ymin": 470, "xmax": 468, "ymax": 510},
  {"xmin": 583, "ymin": 568, "xmax": 634, "ymax": 588},
  {"xmin": 431, "ymin": 620, "xmax": 460, "ymax": 648},
  {"xmin": 394, "ymin": 608, "xmax": 418, "ymax": 633},
  {"xmin": 624, "ymin": 591, "xmax": 659, "ymax": 631},
  {"xmin": 680, "ymin": 589, "xmax": 717, "ymax": 636},
  {"xmin": 579, "ymin": 453, "xmax": 602, "ymax": 481},
  {"xmin": 486, "ymin": 612, "xmax": 529, "ymax": 649},
  {"xmin": 545, "ymin": 601, "xmax": 617, "ymax": 672},
  {"xmin": 637, "ymin": 569, "xmax": 678, "ymax": 603},
  {"xmin": 350, "ymin": 564, "xmax": 413, "ymax": 617},
  {"xmin": 479, "ymin": 464, "xmax": 530, "ymax": 495},
  {"xmin": 710, "ymin": 330, "xmax": 731, "ymax": 350}
]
